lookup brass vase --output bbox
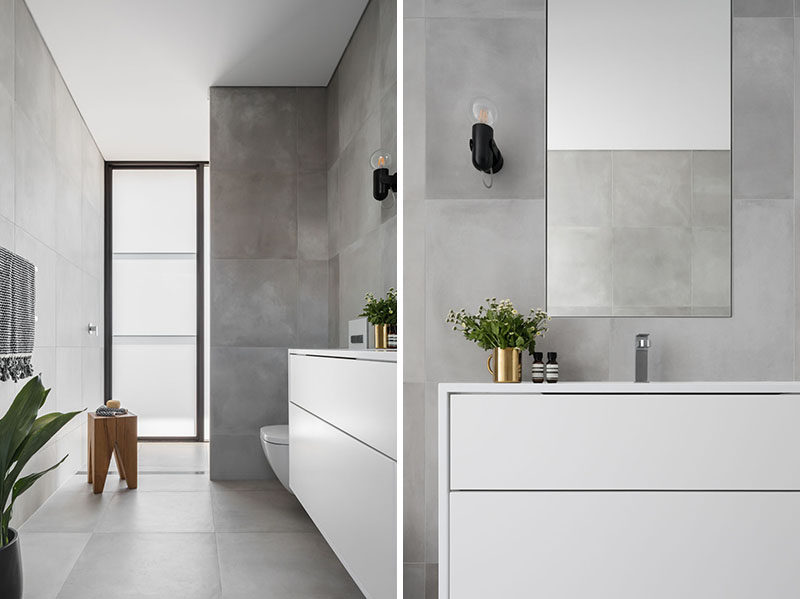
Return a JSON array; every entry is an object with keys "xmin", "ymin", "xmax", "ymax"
[
  {"xmin": 374, "ymin": 324, "xmax": 390, "ymax": 349},
  {"xmin": 487, "ymin": 348, "xmax": 522, "ymax": 383}
]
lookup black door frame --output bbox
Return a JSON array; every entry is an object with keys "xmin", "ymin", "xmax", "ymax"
[{"xmin": 104, "ymin": 161, "xmax": 207, "ymax": 442}]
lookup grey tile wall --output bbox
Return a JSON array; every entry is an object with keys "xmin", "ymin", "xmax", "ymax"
[
  {"xmin": 734, "ymin": 0, "xmax": 793, "ymax": 17},
  {"xmin": 209, "ymin": 0, "xmax": 396, "ymax": 479},
  {"xmin": 327, "ymin": 0, "xmax": 397, "ymax": 346},
  {"xmin": 403, "ymin": 4, "xmax": 796, "ymax": 598},
  {"xmin": 547, "ymin": 150, "xmax": 731, "ymax": 316},
  {"xmin": 209, "ymin": 87, "xmax": 327, "ymax": 480},
  {"xmin": 2, "ymin": 0, "xmax": 105, "ymax": 526},
  {"xmin": 425, "ymin": 15, "xmax": 545, "ymax": 199},
  {"xmin": 733, "ymin": 17, "xmax": 793, "ymax": 199}
]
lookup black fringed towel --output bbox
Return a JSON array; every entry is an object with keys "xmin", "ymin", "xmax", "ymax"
[{"xmin": 0, "ymin": 247, "xmax": 35, "ymax": 382}]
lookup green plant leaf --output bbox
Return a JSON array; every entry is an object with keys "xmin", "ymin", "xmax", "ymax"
[
  {"xmin": 446, "ymin": 299, "xmax": 549, "ymax": 353},
  {"xmin": 0, "ymin": 376, "xmax": 48, "ymax": 529},
  {"xmin": 0, "ymin": 376, "xmax": 48, "ymax": 473},
  {"xmin": 2, "ymin": 409, "xmax": 82, "ymax": 513},
  {"xmin": 0, "ymin": 374, "xmax": 82, "ymax": 549},
  {"xmin": 12, "ymin": 455, "xmax": 68, "ymax": 501},
  {"xmin": 3, "ymin": 454, "xmax": 68, "ymax": 542}
]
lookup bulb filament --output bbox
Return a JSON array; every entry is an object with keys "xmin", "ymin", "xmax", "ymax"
[{"xmin": 482, "ymin": 167, "xmax": 493, "ymax": 189}]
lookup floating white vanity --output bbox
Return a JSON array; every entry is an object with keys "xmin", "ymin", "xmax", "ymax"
[
  {"xmin": 289, "ymin": 349, "xmax": 396, "ymax": 599},
  {"xmin": 439, "ymin": 382, "xmax": 800, "ymax": 599}
]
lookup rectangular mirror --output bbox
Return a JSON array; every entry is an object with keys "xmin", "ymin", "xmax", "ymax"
[{"xmin": 546, "ymin": 0, "xmax": 731, "ymax": 317}]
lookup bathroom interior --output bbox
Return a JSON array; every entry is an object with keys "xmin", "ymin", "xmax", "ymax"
[
  {"xmin": 4, "ymin": 0, "xmax": 800, "ymax": 597},
  {"xmin": 0, "ymin": 0, "xmax": 396, "ymax": 597},
  {"xmin": 404, "ymin": 0, "xmax": 800, "ymax": 597}
]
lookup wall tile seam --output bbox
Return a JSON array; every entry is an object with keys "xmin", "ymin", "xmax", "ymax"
[
  {"xmin": 297, "ymin": 167, "xmax": 328, "ymax": 176},
  {"xmin": 732, "ymin": 197, "xmax": 795, "ymax": 202},
  {"xmin": 12, "ymin": 221, "xmax": 100, "ymax": 273},
  {"xmin": 792, "ymin": 197, "xmax": 797, "ymax": 379},
  {"xmin": 733, "ymin": 16, "xmax": 796, "ymax": 20},
  {"xmin": 335, "ymin": 101, "xmax": 385, "ymax": 163},
  {"xmin": 336, "ymin": 226, "xmax": 388, "ymax": 258},
  {"xmin": 209, "ymin": 345, "xmax": 301, "ymax": 350},
  {"xmin": 206, "ymin": 166, "xmax": 303, "ymax": 178},
  {"xmin": 421, "ymin": 196, "xmax": 546, "ymax": 202},
  {"xmin": 415, "ymin": 199, "xmax": 429, "ymax": 385},
  {"xmin": 209, "ymin": 257, "xmax": 303, "ymax": 262}
]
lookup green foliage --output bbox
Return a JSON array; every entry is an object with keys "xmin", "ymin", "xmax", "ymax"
[
  {"xmin": 359, "ymin": 288, "xmax": 398, "ymax": 325},
  {"xmin": 447, "ymin": 298, "xmax": 549, "ymax": 353},
  {"xmin": 0, "ymin": 376, "xmax": 81, "ymax": 546}
]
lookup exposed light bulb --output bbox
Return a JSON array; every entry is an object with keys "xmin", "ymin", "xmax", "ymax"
[
  {"xmin": 470, "ymin": 97, "xmax": 498, "ymax": 127},
  {"xmin": 370, "ymin": 149, "xmax": 392, "ymax": 170}
]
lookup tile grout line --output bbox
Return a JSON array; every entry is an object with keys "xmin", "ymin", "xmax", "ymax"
[
  {"xmin": 210, "ymin": 486, "xmax": 225, "ymax": 597},
  {"xmin": 53, "ymin": 530, "xmax": 93, "ymax": 599}
]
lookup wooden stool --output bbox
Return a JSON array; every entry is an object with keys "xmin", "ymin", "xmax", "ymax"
[{"xmin": 88, "ymin": 412, "xmax": 138, "ymax": 493}]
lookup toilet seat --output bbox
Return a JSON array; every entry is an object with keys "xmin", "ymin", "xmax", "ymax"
[{"xmin": 260, "ymin": 424, "xmax": 289, "ymax": 445}]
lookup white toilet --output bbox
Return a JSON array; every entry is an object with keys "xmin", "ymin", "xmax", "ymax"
[{"xmin": 260, "ymin": 425, "xmax": 291, "ymax": 493}]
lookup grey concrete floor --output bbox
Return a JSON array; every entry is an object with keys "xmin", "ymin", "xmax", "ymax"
[{"xmin": 17, "ymin": 443, "xmax": 363, "ymax": 599}]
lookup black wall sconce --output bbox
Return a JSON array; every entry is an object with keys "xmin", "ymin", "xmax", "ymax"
[
  {"xmin": 469, "ymin": 97, "xmax": 503, "ymax": 188},
  {"xmin": 370, "ymin": 149, "xmax": 397, "ymax": 201}
]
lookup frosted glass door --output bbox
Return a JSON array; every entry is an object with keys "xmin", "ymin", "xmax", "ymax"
[{"xmin": 111, "ymin": 168, "xmax": 200, "ymax": 438}]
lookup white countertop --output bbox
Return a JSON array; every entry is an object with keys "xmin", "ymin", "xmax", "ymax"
[
  {"xmin": 289, "ymin": 348, "xmax": 397, "ymax": 363},
  {"xmin": 440, "ymin": 381, "xmax": 800, "ymax": 394}
]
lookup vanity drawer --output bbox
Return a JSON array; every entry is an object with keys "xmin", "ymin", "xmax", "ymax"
[
  {"xmin": 449, "ymin": 393, "xmax": 800, "ymax": 490},
  {"xmin": 290, "ymin": 403, "xmax": 396, "ymax": 599},
  {"xmin": 289, "ymin": 354, "xmax": 396, "ymax": 459},
  {"xmin": 449, "ymin": 491, "xmax": 800, "ymax": 599}
]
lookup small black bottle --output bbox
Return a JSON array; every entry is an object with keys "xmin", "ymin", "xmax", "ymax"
[
  {"xmin": 531, "ymin": 352, "xmax": 545, "ymax": 383},
  {"xmin": 545, "ymin": 352, "xmax": 559, "ymax": 383}
]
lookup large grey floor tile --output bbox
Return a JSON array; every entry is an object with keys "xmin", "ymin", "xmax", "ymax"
[
  {"xmin": 20, "ymin": 488, "xmax": 111, "ymax": 533},
  {"xmin": 59, "ymin": 474, "xmax": 119, "ymax": 494},
  {"xmin": 211, "ymin": 489, "xmax": 316, "ymax": 533},
  {"xmin": 137, "ymin": 442, "xmax": 208, "ymax": 472},
  {"xmin": 216, "ymin": 532, "xmax": 363, "ymax": 598},
  {"xmin": 96, "ymin": 491, "xmax": 213, "ymax": 532},
  {"xmin": 210, "ymin": 479, "xmax": 284, "ymax": 493},
  {"xmin": 71, "ymin": 474, "xmax": 204, "ymax": 495},
  {"xmin": 57, "ymin": 533, "xmax": 221, "ymax": 599},
  {"xmin": 131, "ymin": 473, "xmax": 211, "ymax": 492},
  {"xmin": 19, "ymin": 532, "xmax": 90, "ymax": 599}
]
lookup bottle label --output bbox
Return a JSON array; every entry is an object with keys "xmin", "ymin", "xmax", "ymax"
[{"xmin": 545, "ymin": 364, "xmax": 559, "ymax": 382}]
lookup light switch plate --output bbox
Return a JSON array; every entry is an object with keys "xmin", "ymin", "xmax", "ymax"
[{"xmin": 348, "ymin": 317, "xmax": 368, "ymax": 349}]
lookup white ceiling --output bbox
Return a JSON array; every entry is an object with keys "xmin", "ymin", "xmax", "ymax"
[{"xmin": 27, "ymin": 0, "xmax": 368, "ymax": 161}]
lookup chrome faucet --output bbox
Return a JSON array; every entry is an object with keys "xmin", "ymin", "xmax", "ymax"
[{"xmin": 635, "ymin": 333, "xmax": 650, "ymax": 383}]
